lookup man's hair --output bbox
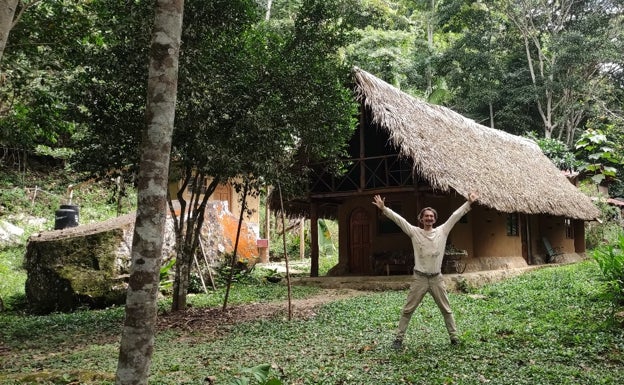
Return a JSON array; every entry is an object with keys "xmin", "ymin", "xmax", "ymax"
[{"xmin": 418, "ymin": 207, "xmax": 438, "ymax": 222}]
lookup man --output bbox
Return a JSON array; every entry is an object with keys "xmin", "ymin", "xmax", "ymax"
[{"xmin": 372, "ymin": 192, "xmax": 479, "ymax": 349}]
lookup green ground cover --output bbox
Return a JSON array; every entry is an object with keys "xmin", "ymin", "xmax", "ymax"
[{"xmin": 1, "ymin": 260, "xmax": 623, "ymax": 384}]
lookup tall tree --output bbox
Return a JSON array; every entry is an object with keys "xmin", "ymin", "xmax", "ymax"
[
  {"xmin": 437, "ymin": 0, "xmax": 511, "ymax": 128},
  {"xmin": 0, "ymin": 0, "xmax": 18, "ymax": 63},
  {"xmin": 344, "ymin": 1, "xmax": 424, "ymax": 93},
  {"xmin": 169, "ymin": 0, "xmax": 358, "ymax": 310},
  {"xmin": 115, "ymin": 0, "xmax": 183, "ymax": 384},
  {"xmin": 0, "ymin": 0, "xmax": 38, "ymax": 63},
  {"xmin": 0, "ymin": 0, "xmax": 41, "ymax": 62},
  {"xmin": 503, "ymin": 0, "xmax": 622, "ymax": 143},
  {"xmin": 1, "ymin": 0, "xmax": 95, "ymax": 167}
]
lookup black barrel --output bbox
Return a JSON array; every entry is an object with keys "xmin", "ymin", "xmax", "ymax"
[{"xmin": 54, "ymin": 205, "xmax": 80, "ymax": 230}]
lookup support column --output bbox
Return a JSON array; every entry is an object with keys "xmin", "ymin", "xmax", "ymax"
[
  {"xmin": 299, "ymin": 219, "xmax": 305, "ymax": 259},
  {"xmin": 310, "ymin": 201, "xmax": 319, "ymax": 277}
]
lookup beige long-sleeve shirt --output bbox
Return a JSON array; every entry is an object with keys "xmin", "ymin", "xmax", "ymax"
[{"xmin": 382, "ymin": 201, "xmax": 471, "ymax": 274}]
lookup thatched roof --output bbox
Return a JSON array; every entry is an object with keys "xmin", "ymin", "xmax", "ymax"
[{"xmin": 354, "ymin": 67, "xmax": 599, "ymax": 220}]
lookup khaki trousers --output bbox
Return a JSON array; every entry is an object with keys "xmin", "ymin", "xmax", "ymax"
[{"xmin": 395, "ymin": 272, "xmax": 458, "ymax": 341}]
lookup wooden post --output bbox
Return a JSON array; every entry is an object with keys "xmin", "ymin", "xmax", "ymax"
[
  {"xmin": 310, "ymin": 202, "xmax": 319, "ymax": 277},
  {"xmin": 299, "ymin": 218, "xmax": 305, "ymax": 259},
  {"xmin": 359, "ymin": 105, "xmax": 366, "ymax": 191},
  {"xmin": 265, "ymin": 197, "xmax": 270, "ymax": 245}
]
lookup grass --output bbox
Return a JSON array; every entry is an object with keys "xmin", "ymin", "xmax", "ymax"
[{"xmin": 1, "ymin": 260, "xmax": 623, "ymax": 384}]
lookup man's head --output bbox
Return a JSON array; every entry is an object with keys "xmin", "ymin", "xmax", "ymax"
[{"xmin": 418, "ymin": 207, "xmax": 438, "ymax": 226}]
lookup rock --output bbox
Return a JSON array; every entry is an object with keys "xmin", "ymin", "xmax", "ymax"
[
  {"xmin": 200, "ymin": 201, "xmax": 260, "ymax": 267},
  {"xmin": 24, "ymin": 214, "xmax": 137, "ymax": 314},
  {"xmin": 0, "ymin": 220, "xmax": 24, "ymax": 245}
]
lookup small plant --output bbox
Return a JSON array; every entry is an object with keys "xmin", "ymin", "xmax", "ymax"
[
  {"xmin": 214, "ymin": 258, "xmax": 257, "ymax": 286},
  {"xmin": 159, "ymin": 258, "xmax": 176, "ymax": 293},
  {"xmin": 230, "ymin": 364, "xmax": 282, "ymax": 385},
  {"xmin": 592, "ymin": 232, "xmax": 624, "ymax": 305},
  {"xmin": 455, "ymin": 276, "xmax": 473, "ymax": 293},
  {"xmin": 264, "ymin": 268, "xmax": 283, "ymax": 283}
]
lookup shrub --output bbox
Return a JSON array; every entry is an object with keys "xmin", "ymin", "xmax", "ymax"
[{"xmin": 592, "ymin": 231, "xmax": 624, "ymax": 305}]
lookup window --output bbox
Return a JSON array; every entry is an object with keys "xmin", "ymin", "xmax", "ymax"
[
  {"xmin": 187, "ymin": 177, "xmax": 209, "ymax": 195},
  {"xmin": 506, "ymin": 213, "xmax": 519, "ymax": 236},
  {"xmin": 564, "ymin": 218, "xmax": 574, "ymax": 239}
]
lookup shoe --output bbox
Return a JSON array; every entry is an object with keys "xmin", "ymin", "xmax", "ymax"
[
  {"xmin": 391, "ymin": 339, "xmax": 403, "ymax": 351},
  {"xmin": 450, "ymin": 337, "xmax": 460, "ymax": 346}
]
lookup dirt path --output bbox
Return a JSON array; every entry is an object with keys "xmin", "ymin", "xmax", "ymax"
[{"xmin": 157, "ymin": 288, "xmax": 368, "ymax": 337}]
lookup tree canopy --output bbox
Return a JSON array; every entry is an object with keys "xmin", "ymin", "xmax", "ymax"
[{"xmin": 1, "ymin": 0, "xmax": 623, "ymax": 193}]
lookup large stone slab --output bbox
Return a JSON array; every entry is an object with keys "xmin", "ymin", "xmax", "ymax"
[{"xmin": 24, "ymin": 214, "xmax": 138, "ymax": 314}]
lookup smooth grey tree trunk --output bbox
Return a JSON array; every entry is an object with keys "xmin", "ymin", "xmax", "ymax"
[
  {"xmin": 265, "ymin": 0, "xmax": 272, "ymax": 20},
  {"xmin": 115, "ymin": 1, "xmax": 184, "ymax": 384},
  {"xmin": 0, "ymin": 0, "xmax": 19, "ymax": 63}
]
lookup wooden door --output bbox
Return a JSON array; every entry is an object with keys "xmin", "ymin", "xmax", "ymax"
[
  {"xmin": 212, "ymin": 183, "xmax": 231, "ymax": 210},
  {"xmin": 349, "ymin": 207, "xmax": 371, "ymax": 275}
]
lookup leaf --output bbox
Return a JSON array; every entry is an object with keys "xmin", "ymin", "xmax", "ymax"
[
  {"xmin": 591, "ymin": 174, "xmax": 606, "ymax": 184},
  {"xmin": 242, "ymin": 363, "xmax": 271, "ymax": 383}
]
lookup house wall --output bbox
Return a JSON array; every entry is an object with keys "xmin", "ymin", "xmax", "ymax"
[
  {"xmin": 335, "ymin": 193, "xmax": 584, "ymax": 275},
  {"xmin": 471, "ymin": 207, "xmax": 522, "ymax": 258},
  {"xmin": 167, "ymin": 179, "xmax": 261, "ymax": 229},
  {"xmin": 337, "ymin": 192, "xmax": 477, "ymax": 274},
  {"xmin": 336, "ymin": 195, "xmax": 408, "ymax": 273},
  {"xmin": 536, "ymin": 215, "xmax": 577, "ymax": 259}
]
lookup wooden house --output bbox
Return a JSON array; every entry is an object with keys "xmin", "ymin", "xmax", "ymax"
[{"xmin": 280, "ymin": 68, "xmax": 600, "ymax": 277}]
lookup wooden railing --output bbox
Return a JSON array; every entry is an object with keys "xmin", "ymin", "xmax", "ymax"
[{"xmin": 310, "ymin": 154, "xmax": 414, "ymax": 195}]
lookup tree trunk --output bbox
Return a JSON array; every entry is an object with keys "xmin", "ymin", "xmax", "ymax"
[
  {"xmin": 265, "ymin": 0, "xmax": 272, "ymax": 20},
  {"xmin": 171, "ymin": 174, "xmax": 218, "ymax": 312},
  {"xmin": 425, "ymin": 0, "xmax": 435, "ymax": 97},
  {"xmin": 0, "ymin": 0, "xmax": 19, "ymax": 64},
  {"xmin": 115, "ymin": 1, "xmax": 184, "ymax": 384}
]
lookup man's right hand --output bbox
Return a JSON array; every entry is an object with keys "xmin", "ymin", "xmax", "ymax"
[{"xmin": 372, "ymin": 195, "xmax": 385, "ymax": 210}]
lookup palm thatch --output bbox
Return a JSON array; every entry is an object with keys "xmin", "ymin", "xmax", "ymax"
[{"xmin": 354, "ymin": 67, "xmax": 599, "ymax": 220}]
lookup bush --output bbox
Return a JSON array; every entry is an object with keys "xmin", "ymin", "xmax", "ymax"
[{"xmin": 592, "ymin": 231, "xmax": 624, "ymax": 305}]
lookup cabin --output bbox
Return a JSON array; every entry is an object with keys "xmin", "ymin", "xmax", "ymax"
[
  {"xmin": 167, "ymin": 176, "xmax": 263, "ymax": 264},
  {"xmin": 168, "ymin": 176, "xmax": 260, "ymax": 230},
  {"xmin": 279, "ymin": 68, "xmax": 600, "ymax": 277}
]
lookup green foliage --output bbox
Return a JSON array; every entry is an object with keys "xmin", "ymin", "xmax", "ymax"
[
  {"xmin": 581, "ymin": 185, "xmax": 622, "ymax": 249},
  {"xmin": 0, "ymin": 245, "xmax": 27, "ymax": 310},
  {"xmin": 214, "ymin": 258, "xmax": 259, "ymax": 286},
  {"xmin": 575, "ymin": 128, "xmax": 624, "ymax": 185},
  {"xmin": 592, "ymin": 231, "xmax": 624, "ymax": 305},
  {"xmin": 66, "ymin": 0, "xmax": 153, "ymax": 180},
  {"xmin": 159, "ymin": 258, "xmax": 176, "ymax": 293},
  {"xmin": 318, "ymin": 219, "xmax": 337, "ymax": 257},
  {"xmin": 1, "ymin": 0, "xmax": 95, "ymax": 154},
  {"xmin": 527, "ymin": 132, "xmax": 579, "ymax": 170},
  {"xmin": 318, "ymin": 254, "xmax": 339, "ymax": 275},
  {"xmin": 230, "ymin": 364, "xmax": 283, "ymax": 385},
  {"xmin": 268, "ymin": 219, "xmax": 338, "ymax": 263}
]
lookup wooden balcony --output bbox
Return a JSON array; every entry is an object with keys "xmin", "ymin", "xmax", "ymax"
[{"xmin": 309, "ymin": 154, "xmax": 416, "ymax": 198}]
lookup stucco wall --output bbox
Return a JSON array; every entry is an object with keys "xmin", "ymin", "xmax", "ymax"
[
  {"xmin": 168, "ymin": 178, "xmax": 261, "ymax": 235},
  {"xmin": 337, "ymin": 192, "xmax": 478, "ymax": 273},
  {"xmin": 471, "ymin": 206, "xmax": 523, "ymax": 258},
  {"xmin": 334, "ymin": 192, "xmax": 581, "ymax": 276}
]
